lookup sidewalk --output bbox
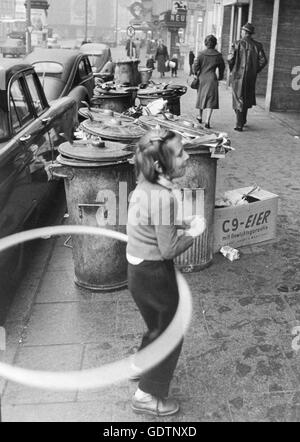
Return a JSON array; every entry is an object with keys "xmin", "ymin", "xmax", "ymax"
[{"xmin": 1, "ymin": 71, "xmax": 300, "ymax": 422}]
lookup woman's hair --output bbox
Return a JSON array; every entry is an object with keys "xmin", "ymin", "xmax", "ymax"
[
  {"xmin": 135, "ymin": 129, "xmax": 179, "ymax": 183},
  {"xmin": 205, "ymin": 35, "xmax": 217, "ymax": 49}
]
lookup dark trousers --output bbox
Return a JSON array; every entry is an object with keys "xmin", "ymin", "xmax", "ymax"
[
  {"xmin": 128, "ymin": 260, "xmax": 183, "ymax": 398},
  {"xmin": 235, "ymin": 108, "xmax": 248, "ymax": 128}
]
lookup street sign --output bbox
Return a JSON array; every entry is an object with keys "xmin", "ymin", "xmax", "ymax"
[{"xmin": 127, "ymin": 26, "xmax": 135, "ymax": 38}]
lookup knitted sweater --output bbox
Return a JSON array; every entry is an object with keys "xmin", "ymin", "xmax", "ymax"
[{"xmin": 126, "ymin": 179, "xmax": 193, "ymax": 261}]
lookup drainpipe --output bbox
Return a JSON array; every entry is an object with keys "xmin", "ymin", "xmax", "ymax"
[{"xmin": 265, "ymin": 0, "xmax": 280, "ymax": 111}]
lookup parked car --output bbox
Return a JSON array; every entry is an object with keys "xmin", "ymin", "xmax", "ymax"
[
  {"xmin": 24, "ymin": 48, "xmax": 95, "ymax": 109},
  {"xmin": 80, "ymin": 43, "xmax": 112, "ymax": 75},
  {"xmin": 0, "ymin": 38, "xmax": 26, "ymax": 58},
  {"xmin": 47, "ymin": 37, "xmax": 61, "ymax": 49},
  {"xmin": 0, "ymin": 60, "xmax": 77, "ymax": 321},
  {"xmin": 7, "ymin": 31, "xmax": 26, "ymax": 44}
]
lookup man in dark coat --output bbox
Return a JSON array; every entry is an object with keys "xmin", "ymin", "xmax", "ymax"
[
  {"xmin": 228, "ymin": 23, "xmax": 268, "ymax": 131},
  {"xmin": 155, "ymin": 39, "xmax": 169, "ymax": 78}
]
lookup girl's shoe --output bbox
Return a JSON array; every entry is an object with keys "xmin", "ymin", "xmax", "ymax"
[
  {"xmin": 196, "ymin": 117, "xmax": 202, "ymax": 124},
  {"xmin": 132, "ymin": 395, "xmax": 180, "ymax": 417},
  {"xmin": 205, "ymin": 123, "xmax": 211, "ymax": 129}
]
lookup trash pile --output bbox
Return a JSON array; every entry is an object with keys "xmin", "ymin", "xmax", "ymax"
[{"xmin": 215, "ymin": 184, "xmax": 260, "ymax": 207}]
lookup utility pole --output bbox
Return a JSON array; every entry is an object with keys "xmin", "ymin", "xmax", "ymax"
[
  {"xmin": 26, "ymin": 0, "xmax": 32, "ymax": 54},
  {"xmin": 115, "ymin": 0, "xmax": 119, "ymax": 46},
  {"xmin": 84, "ymin": 0, "xmax": 88, "ymax": 42}
]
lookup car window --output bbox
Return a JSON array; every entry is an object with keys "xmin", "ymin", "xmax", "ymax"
[
  {"xmin": 78, "ymin": 60, "xmax": 87, "ymax": 79},
  {"xmin": 33, "ymin": 62, "xmax": 63, "ymax": 78},
  {"xmin": 9, "ymin": 78, "xmax": 33, "ymax": 131},
  {"xmin": 25, "ymin": 73, "xmax": 45, "ymax": 115},
  {"xmin": 84, "ymin": 57, "xmax": 92, "ymax": 75},
  {"xmin": 0, "ymin": 109, "xmax": 9, "ymax": 140}
]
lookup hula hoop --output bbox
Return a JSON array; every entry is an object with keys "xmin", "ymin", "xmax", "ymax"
[{"xmin": 0, "ymin": 226, "xmax": 192, "ymax": 391}]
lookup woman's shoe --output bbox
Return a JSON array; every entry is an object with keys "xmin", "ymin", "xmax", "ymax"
[
  {"xmin": 196, "ymin": 117, "xmax": 202, "ymax": 124},
  {"xmin": 204, "ymin": 123, "xmax": 211, "ymax": 129},
  {"xmin": 132, "ymin": 395, "xmax": 180, "ymax": 417}
]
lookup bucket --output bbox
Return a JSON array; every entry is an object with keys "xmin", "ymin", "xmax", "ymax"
[
  {"xmin": 114, "ymin": 60, "xmax": 140, "ymax": 86},
  {"xmin": 139, "ymin": 67, "xmax": 152, "ymax": 84}
]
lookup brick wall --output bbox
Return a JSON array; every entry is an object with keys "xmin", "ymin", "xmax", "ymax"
[
  {"xmin": 251, "ymin": 0, "xmax": 274, "ymax": 96},
  {"xmin": 270, "ymin": 0, "xmax": 300, "ymax": 111}
]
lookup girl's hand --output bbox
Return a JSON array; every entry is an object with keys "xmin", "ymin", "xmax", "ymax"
[{"xmin": 184, "ymin": 216, "xmax": 206, "ymax": 238}]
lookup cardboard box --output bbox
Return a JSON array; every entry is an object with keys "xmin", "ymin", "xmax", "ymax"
[{"xmin": 213, "ymin": 187, "xmax": 279, "ymax": 252}]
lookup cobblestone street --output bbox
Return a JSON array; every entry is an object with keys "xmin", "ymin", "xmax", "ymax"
[{"xmin": 0, "ymin": 67, "xmax": 300, "ymax": 422}]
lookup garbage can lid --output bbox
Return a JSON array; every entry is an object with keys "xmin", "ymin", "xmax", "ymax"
[
  {"xmin": 58, "ymin": 140, "xmax": 133, "ymax": 163},
  {"xmin": 93, "ymin": 88, "xmax": 133, "ymax": 97},
  {"xmin": 81, "ymin": 118, "xmax": 145, "ymax": 143},
  {"xmin": 78, "ymin": 107, "xmax": 134, "ymax": 123}
]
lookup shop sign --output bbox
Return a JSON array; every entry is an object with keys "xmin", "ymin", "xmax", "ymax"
[
  {"xmin": 172, "ymin": 1, "xmax": 187, "ymax": 14},
  {"xmin": 159, "ymin": 10, "xmax": 187, "ymax": 27}
]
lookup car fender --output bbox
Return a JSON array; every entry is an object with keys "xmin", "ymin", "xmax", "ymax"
[{"xmin": 67, "ymin": 85, "xmax": 90, "ymax": 108}]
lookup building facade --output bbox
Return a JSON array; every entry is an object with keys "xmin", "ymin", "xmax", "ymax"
[
  {"xmin": 46, "ymin": 0, "xmax": 116, "ymax": 43},
  {"xmin": 0, "ymin": 0, "xmax": 16, "ymax": 18}
]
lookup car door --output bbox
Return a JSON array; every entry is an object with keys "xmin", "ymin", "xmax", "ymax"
[
  {"xmin": 21, "ymin": 70, "xmax": 77, "ymax": 214},
  {"xmin": 70, "ymin": 56, "xmax": 95, "ymax": 105},
  {"xmin": 0, "ymin": 71, "xmax": 43, "ymax": 239}
]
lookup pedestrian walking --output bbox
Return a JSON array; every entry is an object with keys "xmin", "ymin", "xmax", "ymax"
[
  {"xmin": 134, "ymin": 37, "xmax": 141, "ymax": 59},
  {"xmin": 155, "ymin": 39, "xmax": 169, "ymax": 78},
  {"xmin": 170, "ymin": 54, "xmax": 179, "ymax": 77},
  {"xmin": 126, "ymin": 38, "xmax": 135, "ymax": 58},
  {"xmin": 193, "ymin": 35, "xmax": 225, "ymax": 129},
  {"xmin": 189, "ymin": 50, "xmax": 195, "ymax": 76},
  {"xmin": 127, "ymin": 129, "xmax": 204, "ymax": 417},
  {"xmin": 146, "ymin": 54, "xmax": 155, "ymax": 70},
  {"xmin": 228, "ymin": 22, "xmax": 268, "ymax": 131}
]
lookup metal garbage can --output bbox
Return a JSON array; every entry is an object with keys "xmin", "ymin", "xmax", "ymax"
[
  {"xmin": 91, "ymin": 89, "xmax": 134, "ymax": 113},
  {"xmin": 138, "ymin": 114, "xmax": 227, "ymax": 271},
  {"xmin": 174, "ymin": 148, "xmax": 217, "ymax": 271},
  {"xmin": 51, "ymin": 140, "xmax": 135, "ymax": 291},
  {"xmin": 114, "ymin": 59, "xmax": 140, "ymax": 86}
]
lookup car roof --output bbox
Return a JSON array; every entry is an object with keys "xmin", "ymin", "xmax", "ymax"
[
  {"xmin": 25, "ymin": 48, "xmax": 82, "ymax": 66},
  {"xmin": 24, "ymin": 48, "xmax": 87, "ymax": 83},
  {"xmin": 0, "ymin": 61, "xmax": 33, "ymax": 90},
  {"xmin": 80, "ymin": 43, "xmax": 109, "ymax": 55}
]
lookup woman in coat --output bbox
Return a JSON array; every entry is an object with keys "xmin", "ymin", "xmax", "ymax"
[
  {"xmin": 193, "ymin": 35, "xmax": 225, "ymax": 128},
  {"xmin": 155, "ymin": 39, "xmax": 169, "ymax": 78}
]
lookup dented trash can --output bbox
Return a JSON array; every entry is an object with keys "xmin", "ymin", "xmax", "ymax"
[
  {"xmin": 52, "ymin": 140, "xmax": 135, "ymax": 291},
  {"xmin": 175, "ymin": 147, "xmax": 218, "ymax": 271}
]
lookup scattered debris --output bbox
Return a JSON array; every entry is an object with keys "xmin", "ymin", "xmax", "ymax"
[
  {"xmin": 276, "ymin": 284, "xmax": 289, "ymax": 293},
  {"xmin": 220, "ymin": 246, "xmax": 240, "ymax": 261}
]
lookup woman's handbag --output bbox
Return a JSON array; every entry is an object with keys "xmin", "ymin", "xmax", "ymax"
[{"xmin": 190, "ymin": 74, "xmax": 199, "ymax": 90}]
